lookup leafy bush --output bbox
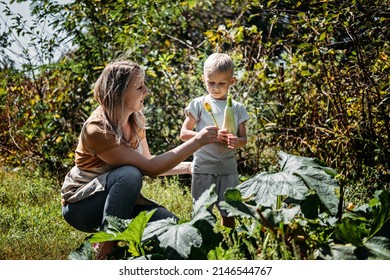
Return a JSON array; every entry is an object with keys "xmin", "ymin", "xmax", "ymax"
[{"xmin": 1, "ymin": 0, "xmax": 389, "ymax": 189}]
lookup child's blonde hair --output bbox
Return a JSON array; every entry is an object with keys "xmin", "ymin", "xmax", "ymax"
[{"xmin": 203, "ymin": 53, "xmax": 234, "ymax": 76}]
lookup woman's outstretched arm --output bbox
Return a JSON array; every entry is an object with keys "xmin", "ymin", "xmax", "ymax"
[{"xmin": 97, "ymin": 126, "xmax": 217, "ymax": 177}]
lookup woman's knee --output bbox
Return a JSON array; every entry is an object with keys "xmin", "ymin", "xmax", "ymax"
[
  {"xmin": 108, "ymin": 166, "xmax": 142, "ymax": 191},
  {"xmin": 105, "ymin": 166, "xmax": 143, "ymax": 214},
  {"xmin": 62, "ymin": 204, "xmax": 100, "ymax": 233},
  {"xmin": 117, "ymin": 165, "xmax": 142, "ymax": 179}
]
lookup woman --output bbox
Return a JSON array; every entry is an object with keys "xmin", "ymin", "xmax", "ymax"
[{"xmin": 61, "ymin": 60, "xmax": 218, "ymax": 259}]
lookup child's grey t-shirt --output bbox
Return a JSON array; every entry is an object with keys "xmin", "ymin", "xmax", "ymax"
[{"xmin": 184, "ymin": 95, "xmax": 249, "ymax": 175}]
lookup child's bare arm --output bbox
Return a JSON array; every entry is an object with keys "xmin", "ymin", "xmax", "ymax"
[{"xmin": 180, "ymin": 113, "xmax": 197, "ymax": 142}]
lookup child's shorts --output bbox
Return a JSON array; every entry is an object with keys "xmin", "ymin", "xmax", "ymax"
[{"xmin": 191, "ymin": 173, "xmax": 239, "ymax": 217}]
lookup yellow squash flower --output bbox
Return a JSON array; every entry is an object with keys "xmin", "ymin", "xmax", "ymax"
[{"xmin": 203, "ymin": 101, "xmax": 219, "ymax": 128}]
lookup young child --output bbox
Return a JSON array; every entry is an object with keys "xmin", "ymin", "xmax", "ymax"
[{"xmin": 180, "ymin": 53, "xmax": 249, "ymax": 228}]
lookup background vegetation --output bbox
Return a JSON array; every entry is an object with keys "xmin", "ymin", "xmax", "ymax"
[{"xmin": 0, "ymin": 0, "xmax": 389, "ymax": 259}]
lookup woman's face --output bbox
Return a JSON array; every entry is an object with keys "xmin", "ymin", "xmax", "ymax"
[{"xmin": 123, "ymin": 71, "xmax": 148, "ymax": 114}]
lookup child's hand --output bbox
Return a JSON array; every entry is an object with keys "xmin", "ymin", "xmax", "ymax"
[
  {"xmin": 217, "ymin": 128, "xmax": 229, "ymax": 144},
  {"xmin": 217, "ymin": 129, "xmax": 237, "ymax": 149},
  {"xmin": 226, "ymin": 134, "xmax": 239, "ymax": 149}
]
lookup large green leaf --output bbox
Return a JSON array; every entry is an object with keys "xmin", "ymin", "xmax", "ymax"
[
  {"xmin": 142, "ymin": 217, "xmax": 202, "ymax": 258},
  {"xmin": 279, "ymin": 151, "xmax": 338, "ymax": 177},
  {"xmin": 219, "ymin": 188, "xmax": 259, "ymax": 219},
  {"xmin": 142, "ymin": 186, "xmax": 218, "ymax": 258},
  {"xmin": 238, "ymin": 171, "xmax": 308, "ymax": 207},
  {"xmin": 317, "ymin": 237, "xmax": 390, "ymax": 260},
  {"xmin": 190, "ymin": 184, "xmax": 218, "ymax": 226},
  {"xmin": 261, "ymin": 205, "xmax": 302, "ymax": 228},
  {"xmin": 221, "ymin": 189, "xmax": 302, "ymax": 228},
  {"xmin": 279, "ymin": 151, "xmax": 339, "ymax": 215},
  {"xmin": 336, "ymin": 190, "xmax": 390, "ymax": 246},
  {"xmin": 368, "ymin": 190, "xmax": 390, "ymax": 239},
  {"xmin": 90, "ymin": 211, "xmax": 155, "ymax": 244},
  {"xmin": 315, "ymin": 243, "xmax": 358, "ymax": 260},
  {"xmin": 335, "ymin": 217, "xmax": 368, "ymax": 246},
  {"xmin": 89, "ymin": 210, "xmax": 155, "ymax": 256},
  {"xmin": 237, "ymin": 151, "xmax": 340, "ymax": 216},
  {"xmin": 68, "ymin": 242, "xmax": 94, "ymax": 260},
  {"xmin": 190, "ymin": 185, "xmax": 222, "ymax": 257},
  {"xmin": 365, "ymin": 237, "xmax": 390, "ymax": 260},
  {"xmin": 321, "ymin": 191, "xmax": 390, "ymax": 260}
]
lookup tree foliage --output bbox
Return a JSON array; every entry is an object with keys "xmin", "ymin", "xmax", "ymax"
[{"xmin": 1, "ymin": 0, "xmax": 389, "ymax": 193}]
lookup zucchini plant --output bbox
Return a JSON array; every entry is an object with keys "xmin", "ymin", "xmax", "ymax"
[
  {"xmin": 69, "ymin": 151, "xmax": 390, "ymax": 260},
  {"xmin": 69, "ymin": 185, "xmax": 222, "ymax": 260}
]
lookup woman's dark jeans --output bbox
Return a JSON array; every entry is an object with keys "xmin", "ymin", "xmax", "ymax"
[{"xmin": 62, "ymin": 166, "xmax": 177, "ymax": 233}]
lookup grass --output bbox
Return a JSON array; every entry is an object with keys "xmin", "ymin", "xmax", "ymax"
[
  {"xmin": 142, "ymin": 176, "xmax": 193, "ymax": 222},
  {"xmin": 0, "ymin": 167, "xmax": 195, "ymax": 260},
  {"xmin": 0, "ymin": 167, "xmax": 87, "ymax": 259}
]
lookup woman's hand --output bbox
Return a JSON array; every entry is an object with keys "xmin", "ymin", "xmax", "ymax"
[{"xmin": 194, "ymin": 126, "xmax": 219, "ymax": 146}]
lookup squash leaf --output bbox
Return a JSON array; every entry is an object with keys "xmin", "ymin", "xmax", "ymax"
[
  {"xmin": 89, "ymin": 210, "xmax": 155, "ymax": 257},
  {"xmin": 237, "ymin": 151, "xmax": 340, "ymax": 216},
  {"xmin": 68, "ymin": 241, "xmax": 94, "ymax": 260},
  {"xmin": 368, "ymin": 190, "xmax": 390, "ymax": 238},
  {"xmin": 143, "ymin": 185, "xmax": 218, "ymax": 258},
  {"xmin": 143, "ymin": 218, "xmax": 202, "ymax": 258},
  {"xmin": 191, "ymin": 183, "xmax": 218, "ymax": 226},
  {"xmin": 261, "ymin": 205, "xmax": 302, "ymax": 227},
  {"xmin": 219, "ymin": 188, "xmax": 259, "ymax": 219},
  {"xmin": 238, "ymin": 171, "xmax": 308, "ymax": 207}
]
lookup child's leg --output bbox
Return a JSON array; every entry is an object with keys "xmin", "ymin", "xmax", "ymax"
[
  {"xmin": 216, "ymin": 174, "xmax": 239, "ymax": 228},
  {"xmin": 191, "ymin": 174, "xmax": 216, "ymax": 206}
]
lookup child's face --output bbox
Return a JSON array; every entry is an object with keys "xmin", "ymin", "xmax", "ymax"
[{"xmin": 203, "ymin": 70, "xmax": 236, "ymax": 100}]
